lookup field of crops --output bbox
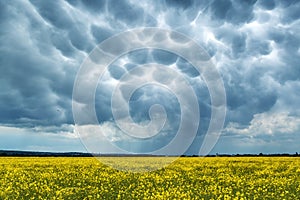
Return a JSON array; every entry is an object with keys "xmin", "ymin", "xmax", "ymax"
[{"xmin": 0, "ymin": 157, "xmax": 300, "ymax": 199}]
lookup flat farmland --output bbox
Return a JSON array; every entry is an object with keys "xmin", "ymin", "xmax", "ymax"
[{"xmin": 0, "ymin": 157, "xmax": 299, "ymax": 199}]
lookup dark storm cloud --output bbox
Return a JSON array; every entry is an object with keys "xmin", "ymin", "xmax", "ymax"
[
  {"xmin": 165, "ymin": 0, "xmax": 194, "ymax": 10},
  {"xmin": 152, "ymin": 50, "xmax": 178, "ymax": 65},
  {"xmin": 257, "ymin": 0, "xmax": 276, "ymax": 10},
  {"xmin": 0, "ymin": 0, "xmax": 84, "ymax": 129},
  {"xmin": 209, "ymin": 0, "xmax": 257, "ymax": 25},
  {"xmin": 210, "ymin": 0, "xmax": 232, "ymax": 20},
  {"xmin": 280, "ymin": 1, "xmax": 300, "ymax": 24},
  {"xmin": 1, "ymin": 0, "xmax": 300, "ymax": 153},
  {"xmin": 108, "ymin": 64, "xmax": 126, "ymax": 80},
  {"xmin": 270, "ymin": 31, "xmax": 300, "ymax": 83},
  {"xmin": 226, "ymin": 0, "xmax": 257, "ymax": 24},
  {"xmin": 80, "ymin": 0, "xmax": 106, "ymax": 13},
  {"xmin": 29, "ymin": 0, "xmax": 94, "ymax": 52},
  {"xmin": 127, "ymin": 49, "xmax": 152, "ymax": 65},
  {"xmin": 128, "ymin": 85, "xmax": 181, "ymax": 124},
  {"xmin": 206, "ymin": 0, "xmax": 300, "ymax": 130},
  {"xmin": 176, "ymin": 58, "xmax": 200, "ymax": 78},
  {"xmin": 108, "ymin": 0, "xmax": 144, "ymax": 26},
  {"xmin": 28, "ymin": 0, "xmax": 73, "ymax": 29},
  {"xmin": 90, "ymin": 25, "xmax": 112, "ymax": 44}
]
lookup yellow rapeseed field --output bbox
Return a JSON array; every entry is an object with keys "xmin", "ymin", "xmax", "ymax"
[{"xmin": 0, "ymin": 157, "xmax": 300, "ymax": 199}]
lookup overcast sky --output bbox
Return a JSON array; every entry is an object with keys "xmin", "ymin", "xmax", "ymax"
[{"xmin": 0, "ymin": 0, "xmax": 300, "ymax": 154}]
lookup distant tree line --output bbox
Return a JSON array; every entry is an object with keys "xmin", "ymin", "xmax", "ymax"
[
  {"xmin": 0, "ymin": 150, "xmax": 299, "ymax": 157},
  {"xmin": 182, "ymin": 152, "xmax": 300, "ymax": 157}
]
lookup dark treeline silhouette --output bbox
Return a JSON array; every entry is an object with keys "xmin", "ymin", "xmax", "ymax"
[
  {"xmin": 0, "ymin": 150, "xmax": 170, "ymax": 157},
  {"xmin": 0, "ymin": 150, "xmax": 299, "ymax": 157},
  {"xmin": 183, "ymin": 152, "xmax": 300, "ymax": 157},
  {"xmin": 0, "ymin": 150, "xmax": 93, "ymax": 157}
]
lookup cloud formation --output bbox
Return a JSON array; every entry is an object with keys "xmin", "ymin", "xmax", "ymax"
[{"xmin": 0, "ymin": 0, "xmax": 300, "ymax": 153}]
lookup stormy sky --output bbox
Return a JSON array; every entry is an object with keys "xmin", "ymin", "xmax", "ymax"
[{"xmin": 0, "ymin": 0, "xmax": 300, "ymax": 154}]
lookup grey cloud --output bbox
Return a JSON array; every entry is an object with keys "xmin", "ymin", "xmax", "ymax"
[
  {"xmin": 210, "ymin": 0, "xmax": 232, "ymax": 21},
  {"xmin": 277, "ymin": 0, "xmax": 298, "ymax": 8},
  {"xmin": 80, "ymin": 0, "xmax": 106, "ymax": 13},
  {"xmin": 124, "ymin": 63, "xmax": 137, "ymax": 71},
  {"xmin": 127, "ymin": 49, "xmax": 152, "ymax": 64},
  {"xmin": 209, "ymin": 0, "xmax": 256, "ymax": 25},
  {"xmin": 107, "ymin": 0, "xmax": 145, "ymax": 27},
  {"xmin": 152, "ymin": 49, "xmax": 178, "ymax": 65},
  {"xmin": 176, "ymin": 58, "xmax": 200, "ymax": 78},
  {"xmin": 222, "ymin": 62, "xmax": 278, "ymax": 125},
  {"xmin": 165, "ymin": 0, "xmax": 194, "ymax": 10},
  {"xmin": 50, "ymin": 32, "xmax": 77, "ymax": 57},
  {"xmin": 128, "ymin": 85, "xmax": 181, "ymax": 124},
  {"xmin": 30, "ymin": 0, "xmax": 94, "ymax": 53},
  {"xmin": 257, "ymin": 0, "xmax": 276, "ymax": 10},
  {"xmin": 95, "ymin": 86, "xmax": 113, "ymax": 122},
  {"xmin": 231, "ymin": 33, "xmax": 247, "ymax": 58},
  {"xmin": 91, "ymin": 25, "xmax": 112, "ymax": 44},
  {"xmin": 0, "ymin": 0, "xmax": 83, "ymax": 128},
  {"xmin": 247, "ymin": 39, "xmax": 271, "ymax": 56},
  {"xmin": 226, "ymin": 0, "xmax": 257, "ymax": 24},
  {"xmin": 108, "ymin": 64, "xmax": 126, "ymax": 80},
  {"xmin": 1, "ymin": 0, "xmax": 300, "ymax": 154},
  {"xmin": 29, "ymin": 0, "xmax": 73, "ymax": 30},
  {"xmin": 68, "ymin": 26, "xmax": 94, "ymax": 52},
  {"xmin": 267, "ymin": 32, "xmax": 300, "ymax": 83},
  {"xmin": 273, "ymin": 81, "xmax": 300, "ymax": 115}
]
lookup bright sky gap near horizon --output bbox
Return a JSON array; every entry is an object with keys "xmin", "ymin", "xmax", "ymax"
[{"xmin": 0, "ymin": 0, "xmax": 300, "ymax": 154}]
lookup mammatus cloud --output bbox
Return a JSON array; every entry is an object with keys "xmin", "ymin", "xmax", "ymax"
[{"xmin": 0, "ymin": 0, "xmax": 299, "ymax": 153}]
